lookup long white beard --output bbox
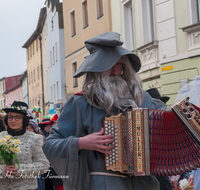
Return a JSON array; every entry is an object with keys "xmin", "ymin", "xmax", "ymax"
[{"xmin": 90, "ymin": 76, "xmax": 138, "ymax": 113}]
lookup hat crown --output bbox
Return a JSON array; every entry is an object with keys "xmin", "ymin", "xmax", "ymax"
[
  {"xmin": 12, "ymin": 101, "xmax": 28, "ymax": 109},
  {"xmin": 147, "ymin": 88, "xmax": 161, "ymax": 99}
]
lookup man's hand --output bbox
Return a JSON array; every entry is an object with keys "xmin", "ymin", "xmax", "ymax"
[
  {"xmin": 79, "ymin": 127, "xmax": 114, "ymax": 154},
  {"xmin": 5, "ymin": 165, "xmax": 18, "ymax": 177},
  {"xmin": 188, "ymin": 174, "xmax": 194, "ymax": 186}
]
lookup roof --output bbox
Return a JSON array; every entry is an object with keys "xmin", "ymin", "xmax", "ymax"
[
  {"xmin": 20, "ymin": 70, "xmax": 27, "ymax": 82},
  {"xmin": 4, "ymin": 75, "xmax": 22, "ymax": 91},
  {"xmin": 22, "ymin": 7, "xmax": 47, "ymax": 48}
]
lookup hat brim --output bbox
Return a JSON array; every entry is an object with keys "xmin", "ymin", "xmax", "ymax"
[
  {"xmin": 38, "ymin": 121, "xmax": 53, "ymax": 128},
  {"xmin": 2, "ymin": 108, "xmax": 27, "ymax": 116},
  {"xmin": 160, "ymin": 97, "xmax": 170, "ymax": 103},
  {"xmin": 73, "ymin": 46, "xmax": 141, "ymax": 78}
]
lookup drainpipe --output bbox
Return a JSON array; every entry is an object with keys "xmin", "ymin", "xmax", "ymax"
[{"xmin": 39, "ymin": 35, "xmax": 45, "ymax": 117}]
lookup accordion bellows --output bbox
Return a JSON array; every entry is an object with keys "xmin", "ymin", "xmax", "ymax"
[{"xmin": 103, "ymin": 97, "xmax": 200, "ymax": 176}]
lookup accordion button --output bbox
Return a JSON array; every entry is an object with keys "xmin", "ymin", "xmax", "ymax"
[
  {"xmin": 115, "ymin": 126, "xmax": 117, "ymax": 128},
  {"xmin": 113, "ymin": 160, "xmax": 116, "ymax": 163},
  {"xmin": 106, "ymin": 156, "xmax": 109, "ymax": 159},
  {"xmin": 115, "ymin": 147, "xmax": 118, "ymax": 150},
  {"xmin": 106, "ymin": 164, "xmax": 109, "ymax": 167},
  {"xmin": 108, "ymin": 123, "xmax": 111, "ymax": 125},
  {"xmin": 116, "ymin": 154, "xmax": 118, "ymax": 157},
  {"xmin": 115, "ymin": 137, "xmax": 118, "ymax": 139},
  {"xmin": 112, "ymin": 149, "xmax": 115, "ymax": 152},
  {"xmin": 105, "ymin": 121, "xmax": 108, "ymax": 123},
  {"xmin": 115, "ymin": 133, "xmax": 117, "ymax": 136},
  {"xmin": 111, "ymin": 132, "xmax": 114, "ymax": 134},
  {"xmin": 105, "ymin": 132, "xmax": 108, "ymax": 134},
  {"xmin": 110, "ymin": 162, "xmax": 112, "ymax": 164},
  {"xmin": 116, "ymin": 151, "xmax": 118, "ymax": 153},
  {"xmin": 115, "ymin": 144, "xmax": 118, "ymax": 146},
  {"xmin": 112, "ymin": 153, "xmax": 115, "ymax": 155},
  {"xmin": 105, "ymin": 128, "xmax": 108, "ymax": 130},
  {"xmin": 111, "ymin": 124, "xmax": 114, "ymax": 127},
  {"xmin": 115, "ymin": 129, "xmax": 117, "ymax": 132},
  {"xmin": 115, "ymin": 140, "xmax": 118, "ymax": 142},
  {"xmin": 106, "ymin": 160, "xmax": 109, "ymax": 163},
  {"xmin": 116, "ymin": 158, "xmax": 118, "ymax": 161}
]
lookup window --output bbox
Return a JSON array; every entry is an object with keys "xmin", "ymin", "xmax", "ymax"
[
  {"xmin": 15, "ymin": 92, "xmax": 17, "ymax": 101},
  {"xmin": 96, "ymin": 0, "xmax": 103, "ymax": 19},
  {"xmin": 21, "ymin": 88, "xmax": 23, "ymax": 99},
  {"xmin": 56, "ymin": 81, "xmax": 59, "ymax": 100},
  {"xmin": 29, "ymin": 73, "xmax": 31, "ymax": 84},
  {"xmin": 53, "ymin": 46, "xmax": 55, "ymax": 65},
  {"xmin": 37, "ymin": 66, "xmax": 39, "ymax": 80},
  {"xmin": 30, "ymin": 45, "xmax": 32, "ymax": 58},
  {"xmin": 140, "ymin": 0, "xmax": 154, "ymax": 45},
  {"xmin": 54, "ymin": 83, "xmax": 56, "ymax": 103},
  {"xmin": 33, "ymin": 42, "xmax": 35, "ymax": 55},
  {"xmin": 18, "ymin": 90, "xmax": 21, "ymax": 100},
  {"xmin": 72, "ymin": 62, "xmax": 78, "ymax": 87},
  {"xmin": 55, "ymin": 42, "xmax": 57, "ymax": 62},
  {"xmin": 121, "ymin": 0, "xmax": 134, "ymax": 50},
  {"xmin": 70, "ymin": 10, "xmax": 76, "ymax": 37},
  {"xmin": 51, "ymin": 86, "xmax": 53, "ymax": 102},
  {"xmin": 31, "ymin": 71, "xmax": 33, "ymax": 83},
  {"xmin": 82, "ymin": 0, "xmax": 89, "ymax": 28},
  {"xmin": 186, "ymin": 0, "xmax": 200, "ymax": 24},
  {"xmin": 50, "ymin": 51, "xmax": 52, "ymax": 68},
  {"xmin": 33, "ymin": 69, "xmax": 36, "ymax": 82},
  {"xmin": 36, "ymin": 38, "xmax": 38, "ymax": 51}
]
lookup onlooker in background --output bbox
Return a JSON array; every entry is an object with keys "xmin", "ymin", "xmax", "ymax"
[
  {"xmin": 146, "ymin": 88, "xmax": 172, "ymax": 190},
  {"xmin": 50, "ymin": 114, "xmax": 58, "ymax": 127},
  {"xmin": 38, "ymin": 118, "xmax": 54, "ymax": 138},
  {"xmin": 0, "ymin": 101, "xmax": 50, "ymax": 190},
  {"xmin": 39, "ymin": 118, "xmax": 63, "ymax": 190},
  {"xmin": 27, "ymin": 119, "xmax": 46, "ymax": 190},
  {"xmin": 0, "ymin": 119, "xmax": 5, "ymax": 132}
]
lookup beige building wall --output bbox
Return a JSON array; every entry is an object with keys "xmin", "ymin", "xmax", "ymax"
[
  {"xmin": 63, "ymin": 0, "xmax": 112, "ymax": 96},
  {"xmin": 26, "ymin": 37, "xmax": 43, "ymax": 121}
]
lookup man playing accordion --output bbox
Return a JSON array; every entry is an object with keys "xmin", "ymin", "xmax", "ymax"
[{"xmin": 43, "ymin": 32, "xmax": 167, "ymax": 190}]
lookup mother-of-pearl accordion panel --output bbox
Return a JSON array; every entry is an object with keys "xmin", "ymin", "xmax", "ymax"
[{"xmin": 103, "ymin": 97, "xmax": 200, "ymax": 176}]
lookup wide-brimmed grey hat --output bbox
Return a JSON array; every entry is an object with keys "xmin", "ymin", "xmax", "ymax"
[{"xmin": 73, "ymin": 32, "xmax": 141, "ymax": 78}]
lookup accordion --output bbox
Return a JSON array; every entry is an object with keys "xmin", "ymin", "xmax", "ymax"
[{"xmin": 103, "ymin": 97, "xmax": 200, "ymax": 176}]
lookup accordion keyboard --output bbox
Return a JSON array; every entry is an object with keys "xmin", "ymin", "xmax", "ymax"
[{"xmin": 103, "ymin": 114, "xmax": 126, "ymax": 173}]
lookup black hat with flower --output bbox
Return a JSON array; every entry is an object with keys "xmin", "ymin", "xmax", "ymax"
[{"xmin": 2, "ymin": 101, "xmax": 36, "ymax": 119}]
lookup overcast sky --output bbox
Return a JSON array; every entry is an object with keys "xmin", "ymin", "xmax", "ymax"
[{"xmin": 0, "ymin": 0, "xmax": 45, "ymax": 78}]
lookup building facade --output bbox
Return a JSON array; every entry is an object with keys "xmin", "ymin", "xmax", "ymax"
[
  {"xmin": 120, "ymin": 0, "xmax": 200, "ymax": 106},
  {"xmin": 63, "ymin": 0, "xmax": 112, "ymax": 97},
  {"xmin": 22, "ymin": 8, "xmax": 46, "ymax": 121},
  {"xmin": 46, "ymin": 1, "xmax": 66, "ymax": 115},
  {"xmin": 0, "ymin": 78, "xmax": 5, "ymax": 108},
  {"xmin": 42, "ymin": 10, "xmax": 50, "ymax": 116},
  {"xmin": 20, "ymin": 71, "xmax": 29, "ymax": 105}
]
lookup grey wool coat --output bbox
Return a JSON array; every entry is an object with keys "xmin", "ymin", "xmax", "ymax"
[{"xmin": 42, "ymin": 91, "xmax": 166, "ymax": 190}]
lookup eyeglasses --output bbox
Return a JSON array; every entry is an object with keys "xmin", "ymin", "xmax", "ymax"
[{"xmin": 8, "ymin": 116, "xmax": 24, "ymax": 121}]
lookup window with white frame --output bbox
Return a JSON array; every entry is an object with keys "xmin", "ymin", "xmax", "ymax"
[
  {"xmin": 55, "ymin": 42, "xmax": 58, "ymax": 62},
  {"xmin": 18, "ymin": 90, "xmax": 20, "ymax": 100},
  {"xmin": 70, "ymin": 10, "xmax": 76, "ymax": 37},
  {"xmin": 82, "ymin": 0, "xmax": 89, "ymax": 28},
  {"xmin": 140, "ymin": 0, "xmax": 154, "ymax": 45},
  {"xmin": 13, "ymin": 93, "xmax": 14, "ymax": 102},
  {"xmin": 33, "ymin": 69, "xmax": 36, "ymax": 82},
  {"xmin": 50, "ymin": 51, "xmax": 52, "ymax": 68},
  {"xmin": 186, "ymin": 0, "xmax": 200, "ymax": 25},
  {"xmin": 21, "ymin": 88, "xmax": 23, "ymax": 99},
  {"xmin": 96, "ymin": 0, "xmax": 103, "ymax": 19},
  {"xmin": 121, "ymin": 0, "xmax": 134, "ymax": 50},
  {"xmin": 72, "ymin": 62, "xmax": 78, "ymax": 87},
  {"xmin": 53, "ymin": 46, "xmax": 55, "ymax": 65},
  {"xmin": 54, "ymin": 83, "xmax": 56, "ymax": 103},
  {"xmin": 56, "ymin": 81, "xmax": 59, "ymax": 101},
  {"xmin": 51, "ymin": 86, "xmax": 53, "ymax": 102}
]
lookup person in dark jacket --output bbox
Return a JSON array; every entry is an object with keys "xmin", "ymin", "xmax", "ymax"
[
  {"xmin": 147, "ymin": 88, "xmax": 172, "ymax": 190},
  {"xmin": 0, "ymin": 118, "xmax": 5, "ymax": 132}
]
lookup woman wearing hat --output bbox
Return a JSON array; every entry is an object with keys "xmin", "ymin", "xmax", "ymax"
[
  {"xmin": 0, "ymin": 101, "xmax": 50, "ymax": 190},
  {"xmin": 43, "ymin": 32, "xmax": 166, "ymax": 190},
  {"xmin": 38, "ymin": 118, "xmax": 54, "ymax": 138}
]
